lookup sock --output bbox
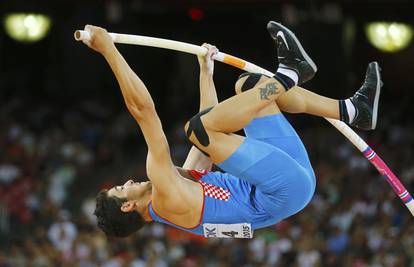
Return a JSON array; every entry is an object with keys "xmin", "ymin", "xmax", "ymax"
[
  {"xmin": 339, "ymin": 98, "xmax": 356, "ymax": 123},
  {"xmin": 274, "ymin": 64, "xmax": 298, "ymax": 90}
]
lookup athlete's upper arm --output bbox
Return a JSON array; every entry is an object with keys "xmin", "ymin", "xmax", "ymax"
[{"xmin": 130, "ymin": 107, "xmax": 179, "ymax": 194}]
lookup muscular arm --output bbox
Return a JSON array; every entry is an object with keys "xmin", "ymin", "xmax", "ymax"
[
  {"xmin": 197, "ymin": 49, "xmax": 219, "ymax": 111},
  {"xmin": 182, "ymin": 44, "xmax": 219, "ymax": 171},
  {"xmin": 85, "ymin": 26, "xmax": 179, "ymax": 196}
]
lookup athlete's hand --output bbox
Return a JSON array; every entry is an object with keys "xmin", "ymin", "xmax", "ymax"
[
  {"xmin": 82, "ymin": 25, "xmax": 116, "ymax": 56},
  {"xmin": 198, "ymin": 43, "xmax": 218, "ymax": 75}
]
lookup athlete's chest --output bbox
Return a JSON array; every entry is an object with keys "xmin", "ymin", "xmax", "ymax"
[
  {"xmin": 151, "ymin": 174, "xmax": 259, "ymax": 238},
  {"xmin": 152, "ymin": 179, "xmax": 204, "ymax": 228}
]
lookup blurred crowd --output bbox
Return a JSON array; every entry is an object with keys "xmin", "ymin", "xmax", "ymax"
[{"xmin": 1, "ymin": 95, "xmax": 414, "ymax": 267}]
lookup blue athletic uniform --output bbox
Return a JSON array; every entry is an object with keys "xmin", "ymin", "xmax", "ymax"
[{"xmin": 149, "ymin": 114, "xmax": 316, "ymax": 237}]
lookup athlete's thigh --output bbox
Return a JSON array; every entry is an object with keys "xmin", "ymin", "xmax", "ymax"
[
  {"xmin": 188, "ymin": 125, "xmax": 315, "ymax": 219},
  {"xmin": 217, "ymin": 137, "xmax": 315, "ymax": 221},
  {"xmin": 237, "ymin": 74, "xmax": 309, "ymax": 165},
  {"xmin": 187, "ymin": 129, "xmax": 245, "ymax": 164},
  {"xmin": 253, "ymin": 167, "xmax": 315, "ymax": 228},
  {"xmin": 244, "ymin": 113, "xmax": 313, "ymax": 174}
]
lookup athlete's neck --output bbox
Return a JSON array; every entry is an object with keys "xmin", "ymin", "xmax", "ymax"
[{"xmin": 139, "ymin": 192, "xmax": 153, "ymax": 222}]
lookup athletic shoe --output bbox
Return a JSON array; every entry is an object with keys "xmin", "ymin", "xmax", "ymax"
[
  {"xmin": 350, "ymin": 62, "xmax": 383, "ymax": 130},
  {"xmin": 267, "ymin": 21, "xmax": 317, "ymax": 85}
]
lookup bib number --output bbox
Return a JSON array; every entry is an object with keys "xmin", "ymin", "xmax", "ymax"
[{"xmin": 202, "ymin": 223, "xmax": 253, "ymax": 238}]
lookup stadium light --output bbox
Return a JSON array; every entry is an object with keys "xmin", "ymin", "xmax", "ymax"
[
  {"xmin": 365, "ymin": 22, "xmax": 413, "ymax": 53},
  {"xmin": 3, "ymin": 13, "xmax": 51, "ymax": 43}
]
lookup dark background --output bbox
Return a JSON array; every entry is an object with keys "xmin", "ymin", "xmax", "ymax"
[
  {"xmin": 1, "ymin": 1, "xmax": 414, "ymax": 266},
  {"xmin": 1, "ymin": 0, "xmax": 413, "ymax": 127}
]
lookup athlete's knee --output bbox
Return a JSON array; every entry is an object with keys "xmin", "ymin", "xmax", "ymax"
[
  {"xmin": 185, "ymin": 107, "xmax": 215, "ymax": 147},
  {"xmin": 234, "ymin": 73, "xmax": 250, "ymax": 94},
  {"xmin": 234, "ymin": 72, "xmax": 271, "ymax": 95}
]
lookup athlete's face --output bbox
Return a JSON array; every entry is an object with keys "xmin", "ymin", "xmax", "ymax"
[{"xmin": 107, "ymin": 179, "xmax": 152, "ymax": 201}]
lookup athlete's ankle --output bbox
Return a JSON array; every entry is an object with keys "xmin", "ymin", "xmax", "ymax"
[
  {"xmin": 339, "ymin": 98, "xmax": 356, "ymax": 123},
  {"xmin": 274, "ymin": 64, "xmax": 298, "ymax": 90}
]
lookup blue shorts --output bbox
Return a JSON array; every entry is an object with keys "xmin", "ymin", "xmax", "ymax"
[{"xmin": 218, "ymin": 113, "xmax": 316, "ymax": 226}]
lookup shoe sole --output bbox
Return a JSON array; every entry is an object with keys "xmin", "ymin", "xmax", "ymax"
[
  {"xmin": 371, "ymin": 61, "xmax": 382, "ymax": 130},
  {"xmin": 267, "ymin": 21, "xmax": 317, "ymax": 73}
]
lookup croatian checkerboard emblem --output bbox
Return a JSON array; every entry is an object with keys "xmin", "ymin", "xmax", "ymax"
[{"xmin": 199, "ymin": 181, "xmax": 231, "ymax": 201}]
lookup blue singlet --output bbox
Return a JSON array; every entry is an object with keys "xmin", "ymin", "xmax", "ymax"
[{"xmin": 149, "ymin": 114, "xmax": 316, "ymax": 237}]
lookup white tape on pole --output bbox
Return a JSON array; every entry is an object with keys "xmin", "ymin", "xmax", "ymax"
[
  {"xmin": 325, "ymin": 119, "xmax": 368, "ymax": 152},
  {"xmin": 407, "ymin": 201, "xmax": 414, "ymax": 216},
  {"xmin": 75, "ymin": 30, "xmax": 208, "ymax": 56},
  {"xmin": 74, "ymin": 30, "xmax": 271, "ymax": 74}
]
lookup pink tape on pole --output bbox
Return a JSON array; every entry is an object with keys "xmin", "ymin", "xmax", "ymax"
[{"xmin": 363, "ymin": 147, "xmax": 413, "ymax": 203}]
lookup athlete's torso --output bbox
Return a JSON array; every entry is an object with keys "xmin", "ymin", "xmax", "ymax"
[{"xmin": 149, "ymin": 170, "xmax": 278, "ymax": 237}]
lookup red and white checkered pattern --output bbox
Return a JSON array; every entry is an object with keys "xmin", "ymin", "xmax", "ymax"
[{"xmin": 200, "ymin": 181, "xmax": 231, "ymax": 201}]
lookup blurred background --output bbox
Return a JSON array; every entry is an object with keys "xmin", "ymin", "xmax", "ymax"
[{"xmin": 1, "ymin": 0, "xmax": 414, "ymax": 266}]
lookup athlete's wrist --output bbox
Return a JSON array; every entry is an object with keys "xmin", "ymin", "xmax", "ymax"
[
  {"xmin": 101, "ymin": 43, "xmax": 117, "ymax": 58},
  {"xmin": 200, "ymin": 63, "xmax": 214, "ymax": 75}
]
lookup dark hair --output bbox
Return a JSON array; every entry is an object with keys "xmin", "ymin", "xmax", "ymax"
[{"xmin": 94, "ymin": 190, "xmax": 145, "ymax": 238}]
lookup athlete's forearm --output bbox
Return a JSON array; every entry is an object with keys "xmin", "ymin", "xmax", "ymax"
[
  {"xmin": 183, "ymin": 46, "xmax": 217, "ymax": 170},
  {"xmin": 104, "ymin": 47, "xmax": 180, "ymax": 188},
  {"xmin": 182, "ymin": 68, "xmax": 217, "ymax": 169},
  {"xmin": 182, "ymin": 71, "xmax": 216, "ymax": 170},
  {"xmin": 103, "ymin": 47, "xmax": 155, "ymax": 118},
  {"xmin": 199, "ymin": 70, "xmax": 218, "ymax": 111}
]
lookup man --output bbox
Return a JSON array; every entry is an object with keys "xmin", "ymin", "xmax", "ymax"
[{"xmin": 85, "ymin": 21, "xmax": 382, "ymax": 238}]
